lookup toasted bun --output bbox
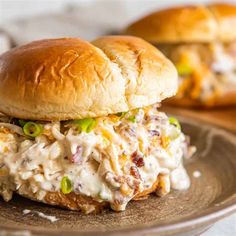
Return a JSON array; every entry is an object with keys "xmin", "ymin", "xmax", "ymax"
[
  {"xmin": 17, "ymin": 178, "xmax": 160, "ymax": 213},
  {"xmin": 208, "ymin": 3, "xmax": 236, "ymax": 42},
  {"xmin": 0, "ymin": 36, "xmax": 177, "ymax": 121},
  {"xmin": 124, "ymin": 3, "xmax": 236, "ymax": 43},
  {"xmin": 20, "ymin": 191, "xmax": 108, "ymax": 214},
  {"xmin": 165, "ymin": 89, "xmax": 236, "ymax": 108}
]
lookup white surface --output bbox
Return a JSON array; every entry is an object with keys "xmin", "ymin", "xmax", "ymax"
[
  {"xmin": 204, "ymin": 214, "xmax": 236, "ymax": 236},
  {"xmin": 0, "ymin": 32, "xmax": 11, "ymax": 53},
  {"xmin": 0, "ymin": 0, "xmax": 235, "ymax": 235},
  {"xmin": 0, "ymin": 0, "xmax": 231, "ymax": 24},
  {"xmin": 1, "ymin": 0, "xmax": 236, "ymax": 45}
]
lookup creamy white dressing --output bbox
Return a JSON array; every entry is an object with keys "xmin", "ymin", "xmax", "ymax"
[
  {"xmin": 170, "ymin": 165, "xmax": 190, "ymax": 190},
  {"xmin": 139, "ymin": 155, "xmax": 167, "ymax": 189},
  {"xmin": 74, "ymin": 163, "xmax": 103, "ymax": 197},
  {"xmin": 193, "ymin": 170, "xmax": 201, "ymax": 178},
  {"xmin": 212, "ymin": 43, "xmax": 235, "ymax": 74},
  {"xmin": 23, "ymin": 209, "xmax": 58, "ymax": 222},
  {"xmin": 0, "ymin": 105, "xmax": 194, "ymax": 212}
]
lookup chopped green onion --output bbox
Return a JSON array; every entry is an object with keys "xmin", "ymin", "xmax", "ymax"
[
  {"xmin": 176, "ymin": 63, "xmax": 192, "ymax": 76},
  {"xmin": 127, "ymin": 115, "xmax": 136, "ymax": 123},
  {"xmin": 74, "ymin": 118, "xmax": 96, "ymax": 133},
  {"xmin": 98, "ymin": 191, "xmax": 109, "ymax": 201},
  {"xmin": 169, "ymin": 117, "xmax": 181, "ymax": 130},
  {"xmin": 61, "ymin": 176, "xmax": 72, "ymax": 194},
  {"xmin": 23, "ymin": 122, "xmax": 43, "ymax": 137},
  {"xmin": 116, "ymin": 111, "xmax": 128, "ymax": 118},
  {"xmin": 18, "ymin": 119, "xmax": 27, "ymax": 127}
]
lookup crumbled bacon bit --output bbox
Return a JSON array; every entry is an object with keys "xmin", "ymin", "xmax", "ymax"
[
  {"xmin": 105, "ymin": 172, "xmax": 124, "ymax": 188},
  {"xmin": 71, "ymin": 146, "xmax": 83, "ymax": 164},
  {"xmin": 117, "ymin": 124, "xmax": 136, "ymax": 139},
  {"xmin": 146, "ymin": 115, "xmax": 166, "ymax": 124},
  {"xmin": 113, "ymin": 191, "xmax": 125, "ymax": 205},
  {"xmin": 126, "ymin": 176, "xmax": 140, "ymax": 194},
  {"xmin": 131, "ymin": 151, "xmax": 144, "ymax": 167},
  {"xmin": 149, "ymin": 130, "xmax": 160, "ymax": 137},
  {"xmin": 130, "ymin": 166, "xmax": 141, "ymax": 179}
]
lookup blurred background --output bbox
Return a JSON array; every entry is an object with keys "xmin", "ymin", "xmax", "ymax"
[
  {"xmin": 0, "ymin": 0, "xmax": 235, "ymax": 52},
  {"xmin": 0, "ymin": 0, "xmax": 235, "ymax": 236}
]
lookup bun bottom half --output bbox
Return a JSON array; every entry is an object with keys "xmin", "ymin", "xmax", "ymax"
[{"xmin": 14, "ymin": 179, "xmax": 161, "ymax": 214}]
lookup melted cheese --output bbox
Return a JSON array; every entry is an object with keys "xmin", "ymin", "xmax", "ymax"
[{"xmin": 173, "ymin": 42, "xmax": 236, "ymax": 101}]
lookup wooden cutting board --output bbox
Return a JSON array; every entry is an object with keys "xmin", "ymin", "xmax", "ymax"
[{"xmin": 162, "ymin": 106, "xmax": 236, "ymax": 133}]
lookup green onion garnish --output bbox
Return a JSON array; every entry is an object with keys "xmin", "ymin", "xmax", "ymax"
[
  {"xmin": 127, "ymin": 115, "xmax": 136, "ymax": 123},
  {"xmin": 18, "ymin": 119, "xmax": 27, "ymax": 127},
  {"xmin": 169, "ymin": 117, "xmax": 181, "ymax": 130},
  {"xmin": 176, "ymin": 63, "xmax": 192, "ymax": 76},
  {"xmin": 98, "ymin": 191, "xmax": 109, "ymax": 201},
  {"xmin": 61, "ymin": 176, "xmax": 72, "ymax": 194},
  {"xmin": 23, "ymin": 122, "xmax": 43, "ymax": 137},
  {"xmin": 74, "ymin": 118, "xmax": 96, "ymax": 133}
]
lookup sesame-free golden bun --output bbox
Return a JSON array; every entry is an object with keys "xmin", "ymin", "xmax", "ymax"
[
  {"xmin": 124, "ymin": 3, "xmax": 236, "ymax": 43},
  {"xmin": 0, "ymin": 36, "xmax": 177, "ymax": 121},
  {"xmin": 17, "ymin": 177, "xmax": 160, "ymax": 213}
]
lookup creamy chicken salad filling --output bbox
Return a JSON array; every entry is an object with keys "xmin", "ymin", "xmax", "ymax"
[
  {"xmin": 0, "ymin": 104, "xmax": 195, "ymax": 212},
  {"xmin": 159, "ymin": 42, "xmax": 236, "ymax": 104}
]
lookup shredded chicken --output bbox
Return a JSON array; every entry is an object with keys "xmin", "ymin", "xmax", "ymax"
[{"xmin": 0, "ymin": 104, "xmax": 195, "ymax": 211}]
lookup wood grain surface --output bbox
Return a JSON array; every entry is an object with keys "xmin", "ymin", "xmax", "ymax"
[{"xmin": 163, "ymin": 107, "xmax": 236, "ymax": 133}]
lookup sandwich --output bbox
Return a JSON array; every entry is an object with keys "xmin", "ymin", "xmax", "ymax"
[
  {"xmin": 0, "ymin": 36, "xmax": 195, "ymax": 213},
  {"xmin": 125, "ymin": 3, "xmax": 236, "ymax": 107}
]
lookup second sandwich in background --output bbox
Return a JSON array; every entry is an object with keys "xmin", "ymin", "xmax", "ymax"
[{"xmin": 125, "ymin": 3, "xmax": 236, "ymax": 108}]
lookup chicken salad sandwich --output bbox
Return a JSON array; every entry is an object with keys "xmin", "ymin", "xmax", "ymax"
[
  {"xmin": 0, "ymin": 36, "xmax": 195, "ymax": 213},
  {"xmin": 125, "ymin": 3, "xmax": 236, "ymax": 107}
]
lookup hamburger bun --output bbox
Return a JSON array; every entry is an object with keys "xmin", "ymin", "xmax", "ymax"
[
  {"xmin": 124, "ymin": 3, "xmax": 236, "ymax": 43},
  {"xmin": 17, "ymin": 178, "xmax": 161, "ymax": 213},
  {"xmin": 125, "ymin": 4, "xmax": 236, "ymax": 108},
  {"xmin": 0, "ymin": 36, "xmax": 177, "ymax": 121}
]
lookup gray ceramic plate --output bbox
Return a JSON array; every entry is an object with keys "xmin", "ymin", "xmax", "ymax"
[{"xmin": 0, "ymin": 118, "xmax": 236, "ymax": 236}]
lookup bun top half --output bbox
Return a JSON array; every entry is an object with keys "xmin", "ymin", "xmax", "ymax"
[
  {"xmin": 125, "ymin": 3, "xmax": 236, "ymax": 43},
  {"xmin": 0, "ymin": 36, "xmax": 177, "ymax": 121}
]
